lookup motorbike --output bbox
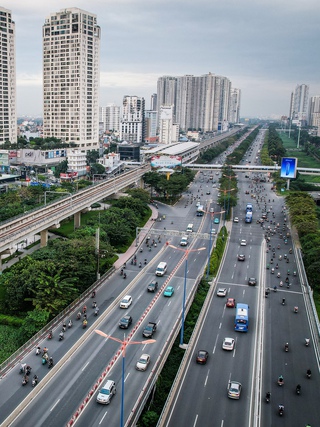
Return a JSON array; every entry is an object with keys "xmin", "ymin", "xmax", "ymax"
[
  {"xmin": 307, "ymin": 370, "xmax": 311, "ymax": 379},
  {"xmin": 277, "ymin": 272, "xmax": 281, "ymax": 278},
  {"xmin": 296, "ymin": 385, "xmax": 301, "ymax": 395},
  {"xmin": 265, "ymin": 392, "xmax": 271, "ymax": 403},
  {"xmin": 123, "ymin": 273, "xmax": 127, "ymax": 279},
  {"xmin": 82, "ymin": 319, "xmax": 88, "ymax": 329},
  {"xmin": 22, "ymin": 375, "xmax": 29, "ymax": 386},
  {"xmin": 68, "ymin": 320, "xmax": 73, "ymax": 329},
  {"xmin": 294, "ymin": 306, "xmax": 298, "ymax": 313},
  {"xmin": 59, "ymin": 331, "xmax": 64, "ymax": 341},
  {"xmin": 278, "ymin": 405, "xmax": 284, "ymax": 416},
  {"xmin": 91, "ymin": 291, "xmax": 96, "ymax": 298},
  {"xmin": 62, "ymin": 324, "xmax": 67, "ymax": 332},
  {"xmin": 36, "ymin": 347, "xmax": 41, "ymax": 355},
  {"xmin": 94, "ymin": 308, "xmax": 99, "ymax": 316},
  {"xmin": 47, "ymin": 331, "xmax": 53, "ymax": 339},
  {"xmin": 293, "ymin": 271, "xmax": 297, "ymax": 276},
  {"xmin": 120, "ymin": 269, "xmax": 123, "ymax": 276},
  {"xmin": 305, "ymin": 338, "xmax": 310, "ymax": 347},
  {"xmin": 92, "ymin": 301, "xmax": 97, "ymax": 308},
  {"xmin": 284, "ymin": 343, "xmax": 289, "ymax": 352},
  {"xmin": 42, "ymin": 353, "xmax": 49, "ymax": 365},
  {"xmin": 277, "ymin": 376, "xmax": 284, "ymax": 386},
  {"xmin": 282, "ymin": 298, "xmax": 285, "ymax": 306},
  {"xmin": 32, "ymin": 376, "xmax": 38, "ymax": 387},
  {"xmin": 76, "ymin": 312, "xmax": 81, "ymax": 320},
  {"xmin": 48, "ymin": 358, "xmax": 54, "ymax": 369}
]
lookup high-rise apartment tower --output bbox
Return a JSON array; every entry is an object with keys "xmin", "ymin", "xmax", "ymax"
[
  {"xmin": 42, "ymin": 8, "xmax": 101, "ymax": 149},
  {"xmin": 0, "ymin": 7, "xmax": 17, "ymax": 144},
  {"xmin": 290, "ymin": 84, "xmax": 309, "ymax": 124},
  {"xmin": 120, "ymin": 96, "xmax": 145, "ymax": 143}
]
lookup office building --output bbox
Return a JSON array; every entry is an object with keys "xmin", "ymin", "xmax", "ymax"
[
  {"xmin": 144, "ymin": 110, "xmax": 157, "ymax": 138},
  {"xmin": 120, "ymin": 96, "xmax": 145, "ymax": 143},
  {"xmin": 150, "ymin": 93, "xmax": 157, "ymax": 111},
  {"xmin": 0, "ymin": 7, "xmax": 17, "ymax": 144},
  {"xmin": 290, "ymin": 84, "xmax": 309, "ymax": 124},
  {"xmin": 100, "ymin": 104, "xmax": 120, "ymax": 132},
  {"xmin": 42, "ymin": 8, "xmax": 101, "ymax": 149},
  {"xmin": 158, "ymin": 105, "xmax": 179, "ymax": 144}
]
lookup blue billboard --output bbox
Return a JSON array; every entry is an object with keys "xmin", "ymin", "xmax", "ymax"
[{"xmin": 280, "ymin": 157, "xmax": 297, "ymax": 179}]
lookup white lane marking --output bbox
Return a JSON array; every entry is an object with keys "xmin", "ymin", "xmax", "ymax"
[
  {"xmin": 219, "ymin": 322, "xmax": 222, "ymax": 329},
  {"xmin": 204, "ymin": 369, "xmax": 210, "ymax": 386},
  {"xmin": 137, "ymin": 293, "xmax": 142, "ymax": 300},
  {"xmin": 99, "ymin": 411, "xmax": 108, "ymax": 424},
  {"xmin": 82, "ymin": 361, "xmax": 90, "ymax": 371},
  {"xmin": 124, "ymin": 372, "xmax": 130, "ymax": 382},
  {"xmin": 177, "ymin": 286, "xmax": 181, "ymax": 290},
  {"xmin": 50, "ymin": 399, "xmax": 60, "ymax": 411},
  {"xmin": 193, "ymin": 414, "xmax": 198, "ymax": 427},
  {"xmin": 213, "ymin": 334, "xmax": 219, "ymax": 354},
  {"xmin": 168, "ymin": 301, "xmax": 171, "ymax": 306}
]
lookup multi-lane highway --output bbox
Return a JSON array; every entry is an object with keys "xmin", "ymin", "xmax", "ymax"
[
  {"xmin": 159, "ymin": 130, "xmax": 320, "ymax": 427},
  {"xmin": 1, "ymin": 129, "xmax": 319, "ymax": 427}
]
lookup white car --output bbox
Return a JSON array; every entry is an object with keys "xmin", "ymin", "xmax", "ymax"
[
  {"xmin": 233, "ymin": 217, "xmax": 239, "ymax": 223},
  {"xmin": 119, "ymin": 295, "xmax": 132, "ymax": 309},
  {"xmin": 217, "ymin": 288, "xmax": 227, "ymax": 297},
  {"xmin": 240, "ymin": 239, "xmax": 247, "ymax": 246},
  {"xmin": 222, "ymin": 337, "xmax": 235, "ymax": 351},
  {"xmin": 136, "ymin": 354, "xmax": 150, "ymax": 371}
]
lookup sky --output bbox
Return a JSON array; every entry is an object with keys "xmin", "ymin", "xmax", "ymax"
[{"xmin": 1, "ymin": 0, "xmax": 320, "ymax": 118}]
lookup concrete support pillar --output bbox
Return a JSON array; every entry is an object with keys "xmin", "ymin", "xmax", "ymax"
[
  {"xmin": 40, "ymin": 229, "xmax": 48, "ymax": 248},
  {"xmin": 138, "ymin": 177, "xmax": 144, "ymax": 189},
  {"xmin": 74, "ymin": 211, "xmax": 81, "ymax": 229}
]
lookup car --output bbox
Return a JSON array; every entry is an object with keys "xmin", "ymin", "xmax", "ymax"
[
  {"xmin": 209, "ymin": 207, "xmax": 214, "ymax": 213},
  {"xmin": 196, "ymin": 350, "xmax": 209, "ymax": 364},
  {"xmin": 136, "ymin": 354, "xmax": 150, "ymax": 371},
  {"xmin": 226, "ymin": 298, "xmax": 235, "ymax": 308},
  {"xmin": 147, "ymin": 280, "xmax": 158, "ymax": 292},
  {"xmin": 96, "ymin": 380, "xmax": 116, "ymax": 404},
  {"xmin": 164, "ymin": 286, "xmax": 174, "ymax": 297},
  {"xmin": 119, "ymin": 295, "xmax": 132, "ymax": 309},
  {"xmin": 119, "ymin": 315, "xmax": 132, "ymax": 329},
  {"xmin": 240, "ymin": 239, "xmax": 247, "ymax": 246},
  {"xmin": 238, "ymin": 254, "xmax": 245, "ymax": 261},
  {"xmin": 248, "ymin": 277, "xmax": 257, "ymax": 286},
  {"xmin": 233, "ymin": 217, "xmax": 239, "ymax": 223},
  {"xmin": 206, "ymin": 191, "xmax": 211, "ymax": 195},
  {"xmin": 214, "ymin": 217, "xmax": 220, "ymax": 224},
  {"xmin": 210, "ymin": 228, "xmax": 216, "ymax": 235},
  {"xmin": 227, "ymin": 381, "xmax": 242, "ymax": 399},
  {"xmin": 217, "ymin": 288, "xmax": 227, "ymax": 297},
  {"xmin": 222, "ymin": 337, "xmax": 235, "ymax": 351}
]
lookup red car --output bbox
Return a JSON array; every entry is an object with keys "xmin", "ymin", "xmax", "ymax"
[
  {"xmin": 226, "ymin": 298, "xmax": 235, "ymax": 308},
  {"xmin": 196, "ymin": 350, "xmax": 209, "ymax": 364}
]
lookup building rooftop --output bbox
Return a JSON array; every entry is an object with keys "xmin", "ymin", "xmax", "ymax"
[{"xmin": 144, "ymin": 141, "xmax": 199, "ymax": 156}]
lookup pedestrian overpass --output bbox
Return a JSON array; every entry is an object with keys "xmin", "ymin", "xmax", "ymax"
[{"xmin": 184, "ymin": 164, "xmax": 320, "ymax": 175}]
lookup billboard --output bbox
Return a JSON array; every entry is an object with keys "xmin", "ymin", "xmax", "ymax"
[
  {"xmin": 150, "ymin": 155, "xmax": 182, "ymax": 169},
  {"xmin": 280, "ymin": 157, "xmax": 297, "ymax": 179},
  {"xmin": 0, "ymin": 152, "xmax": 9, "ymax": 166}
]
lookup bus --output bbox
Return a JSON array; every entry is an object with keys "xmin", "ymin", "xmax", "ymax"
[{"xmin": 234, "ymin": 303, "xmax": 249, "ymax": 332}]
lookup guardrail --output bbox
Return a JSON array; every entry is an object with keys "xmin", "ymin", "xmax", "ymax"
[{"xmin": 0, "ymin": 266, "xmax": 115, "ymax": 377}]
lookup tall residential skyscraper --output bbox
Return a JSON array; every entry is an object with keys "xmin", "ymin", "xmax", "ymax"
[
  {"xmin": 0, "ymin": 7, "xmax": 17, "ymax": 144},
  {"xmin": 157, "ymin": 73, "xmax": 232, "ymax": 132},
  {"xmin": 42, "ymin": 8, "xmax": 100, "ymax": 149},
  {"xmin": 309, "ymin": 96, "xmax": 320, "ymax": 136},
  {"xmin": 290, "ymin": 84, "xmax": 309, "ymax": 124},
  {"xmin": 100, "ymin": 104, "xmax": 120, "ymax": 132},
  {"xmin": 120, "ymin": 96, "xmax": 145, "ymax": 143},
  {"xmin": 229, "ymin": 88, "xmax": 241, "ymax": 123},
  {"xmin": 150, "ymin": 93, "xmax": 157, "ymax": 111}
]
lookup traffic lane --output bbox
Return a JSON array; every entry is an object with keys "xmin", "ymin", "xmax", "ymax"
[
  {"xmin": 263, "ymin": 290, "xmax": 320, "ymax": 426},
  {"xmin": 166, "ymin": 283, "xmax": 258, "ymax": 426},
  {"xmin": 73, "ymin": 274, "xmax": 204, "ymax": 427},
  {"xmin": 10, "ymin": 263, "xmax": 202, "ymax": 427}
]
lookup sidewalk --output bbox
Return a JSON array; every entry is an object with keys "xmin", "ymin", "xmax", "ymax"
[{"xmin": 114, "ymin": 205, "xmax": 159, "ymax": 269}]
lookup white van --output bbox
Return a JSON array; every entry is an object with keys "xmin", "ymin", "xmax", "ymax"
[
  {"xmin": 186, "ymin": 223, "xmax": 194, "ymax": 233},
  {"xmin": 156, "ymin": 262, "xmax": 167, "ymax": 277},
  {"xmin": 96, "ymin": 380, "xmax": 116, "ymax": 404}
]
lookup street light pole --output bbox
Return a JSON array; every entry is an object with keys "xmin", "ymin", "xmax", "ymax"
[{"xmin": 95, "ymin": 330, "xmax": 155, "ymax": 427}]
